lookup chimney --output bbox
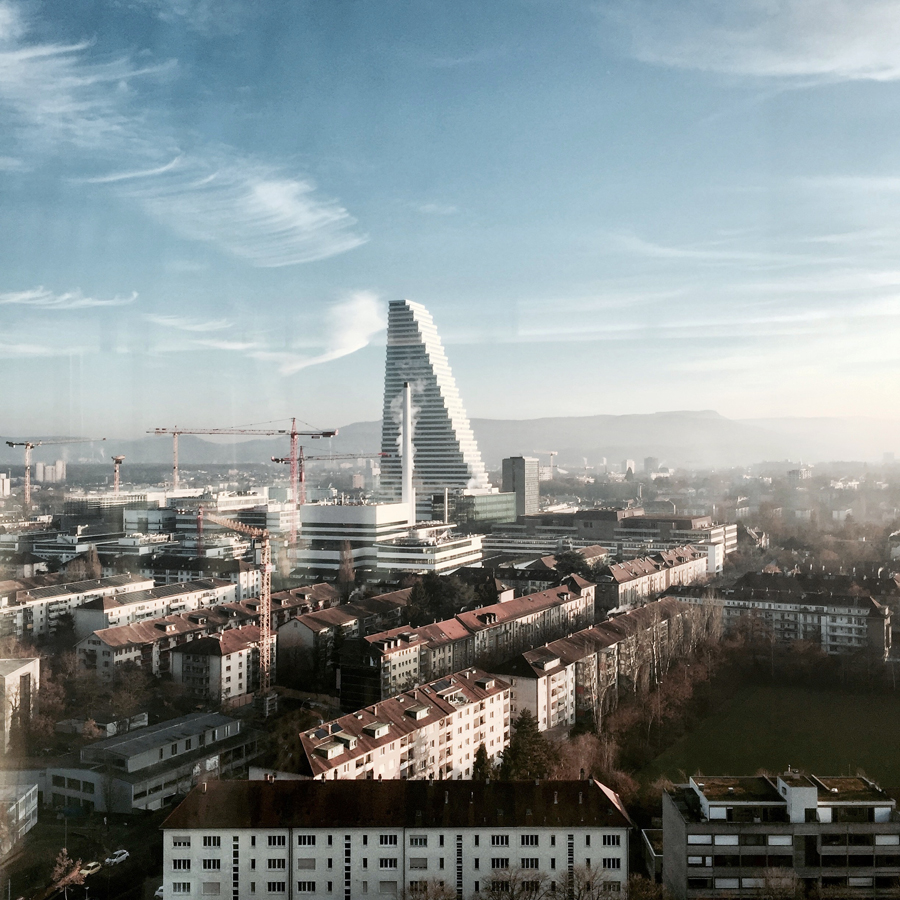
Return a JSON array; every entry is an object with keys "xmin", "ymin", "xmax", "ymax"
[{"xmin": 402, "ymin": 382, "xmax": 415, "ymax": 524}]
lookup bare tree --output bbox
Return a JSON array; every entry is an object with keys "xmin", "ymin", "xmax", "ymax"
[
  {"xmin": 51, "ymin": 848, "xmax": 85, "ymax": 897},
  {"xmin": 477, "ymin": 866, "xmax": 553, "ymax": 900},
  {"xmin": 405, "ymin": 877, "xmax": 457, "ymax": 900}
]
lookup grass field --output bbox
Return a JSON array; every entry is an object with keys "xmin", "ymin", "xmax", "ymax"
[{"xmin": 641, "ymin": 684, "xmax": 900, "ymax": 787}]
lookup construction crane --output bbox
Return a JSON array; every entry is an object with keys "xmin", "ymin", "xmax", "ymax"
[
  {"xmin": 200, "ymin": 509, "xmax": 276, "ymax": 715},
  {"xmin": 4, "ymin": 437, "xmax": 105, "ymax": 510},
  {"xmin": 271, "ymin": 450, "xmax": 388, "ymax": 545},
  {"xmin": 112, "ymin": 455, "xmax": 125, "ymax": 494},
  {"xmin": 148, "ymin": 420, "xmax": 337, "ymax": 492}
]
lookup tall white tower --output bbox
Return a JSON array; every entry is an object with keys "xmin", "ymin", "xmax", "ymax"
[{"xmin": 381, "ymin": 299, "xmax": 490, "ymax": 519}]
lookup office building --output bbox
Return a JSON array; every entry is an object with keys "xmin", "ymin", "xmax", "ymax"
[
  {"xmin": 162, "ymin": 779, "xmax": 632, "ymax": 900},
  {"xmin": 502, "ymin": 457, "xmax": 540, "ymax": 517},
  {"xmin": 380, "ymin": 299, "xmax": 491, "ymax": 520}
]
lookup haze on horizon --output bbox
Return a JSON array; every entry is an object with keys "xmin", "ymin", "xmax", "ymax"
[{"xmin": 1, "ymin": 0, "xmax": 898, "ymax": 439}]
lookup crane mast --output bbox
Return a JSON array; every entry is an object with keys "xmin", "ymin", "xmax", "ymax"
[
  {"xmin": 199, "ymin": 511, "xmax": 274, "ymax": 710},
  {"xmin": 5, "ymin": 437, "xmax": 105, "ymax": 511}
]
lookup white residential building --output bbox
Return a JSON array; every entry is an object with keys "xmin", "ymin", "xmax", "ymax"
[
  {"xmin": 0, "ymin": 657, "xmax": 40, "ymax": 754},
  {"xmin": 0, "ymin": 573, "xmax": 154, "ymax": 639},
  {"xmin": 284, "ymin": 668, "xmax": 509, "ymax": 782},
  {"xmin": 73, "ymin": 578, "xmax": 237, "ymax": 639},
  {"xmin": 0, "ymin": 783, "xmax": 38, "ymax": 856},
  {"xmin": 161, "ymin": 779, "xmax": 633, "ymax": 900}
]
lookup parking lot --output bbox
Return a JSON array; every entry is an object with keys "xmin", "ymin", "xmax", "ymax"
[{"xmin": 3, "ymin": 807, "xmax": 168, "ymax": 900}]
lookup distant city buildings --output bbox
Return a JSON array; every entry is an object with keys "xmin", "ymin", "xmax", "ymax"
[{"xmin": 502, "ymin": 456, "xmax": 540, "ymax": 517}]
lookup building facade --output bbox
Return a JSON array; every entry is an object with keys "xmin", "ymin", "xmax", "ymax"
[
  {"xmin": 664, "ymin": 773, "xmax": 900, "ymax": 899},
  {"xmin": 502, "ymin": 457, "xmax": 540, "ymax": 518},
  {"xmin": 161, "ymin": 779, "xmax": 632, "ymax": 900},
  {"xmin": 380, "ymin": 299, "xmax": 491, "ymax": 519}
]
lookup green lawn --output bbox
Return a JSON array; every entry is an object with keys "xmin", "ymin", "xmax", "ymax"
[{"xmin": 641, "ymin": 684, "xmax": 900, "ymax": 787}]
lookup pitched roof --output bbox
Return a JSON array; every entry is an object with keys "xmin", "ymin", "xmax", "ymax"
[
  {"xmin": 171, "ymin": 625, "xmax": 263, "ymax": 657},
  {"xmin": 162, "ymin": 778, "xmax": 632, "ymax": 831}
]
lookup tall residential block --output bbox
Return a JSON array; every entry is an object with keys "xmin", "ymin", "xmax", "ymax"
[
  {"xmin": 380, "ymin": 299, "xmax": 490, "ymax": 519},
  {"xmin": 502, "ymin": 456, "xmax": 540, "ymax": 517}
]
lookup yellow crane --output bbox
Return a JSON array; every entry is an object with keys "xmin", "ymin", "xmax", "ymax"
[{"xmin": 198, "ymin": 510, "xmax": 276, "ymax": 714}]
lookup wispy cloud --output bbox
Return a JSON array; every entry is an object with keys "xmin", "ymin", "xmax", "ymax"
[
  {"xmin": 122, "ymin": 0, "xmax": 246, "ymax": 36},
  {"xmin": 417, "ymin": 202, "xmax": 459, "ymax": 216},
  {"xmin": 601, "ymin": 0, "xmax": 900, "ymax": 82},
  {"xmin": 250, "ymin": 291, "xmax": 386, "ymax": 375},
  {"xmin": 0, "ymin": 1, "xmax": 366, "ymax": 267},
  {"xmin": 605, "ymin": 231, "xmax": 817, "ymax": 266},
  {"xmin": 0, "ymin": 286, "xmax": 136, "ymax": 309},
  {"xmin": 122, "ymin": 158, "xmax": 367, "ymax": 267},
  {"xmin": 143, "ymin": 314, "xmax": 232, "ymax": 332},
  {"xmin": 0, "ymin": 340, "xmax": 56, "ymax": 358}
]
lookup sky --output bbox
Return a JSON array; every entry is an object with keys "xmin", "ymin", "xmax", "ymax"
[{"xmin": 2, "ymin": 0, "xmax": 900, "ymax": 439}]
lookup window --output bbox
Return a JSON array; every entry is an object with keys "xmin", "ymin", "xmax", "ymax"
[
  {"xmin": 380, "ymin": 835, "xmax": 398, "ymax": 846},
  {"xmin": 267, "ymin": 883, "xmax": 286, "ymax": 893},
  {"xmin": 491, "ymin": 835, "xmax": 509, "ymax": 847},
  {"xmin": 173, "ymin": 859, "xmax": 191, "ymax": 870},
  {"xmin": 410, "ymin": 836, "xmax": 427, "ymax": 847},
  {"xmin": 550, "ymin": 836, "xmax": 556, "ymax": 847},
  {"xmin": 297, "ymin": 835, "xmax": 316, "ymax": 846},
  {"xmin": 297, "ymin": 860, "xmax": 316, "ymax": 871},
  {"xmin": 296, "ymin": 883, "xmax": 316, "ymax": 893},
  {"xmin": 267, "ymin": 860, "xmax": 286, "ymax": 870},
  {"xmin": 602, "ymin": 859, "xmax": 621, "ymax": 870},
  {"xmin": 521, "ymin": 858, "xmax": 539, "ymax": 869},
  {"xmin": 379, "ymin": 859, "xmax": 398, "ymax": 869},
  {"xmin": 409, "ymin": 859, "xmax": 428, "ymax": 870},
  {"xmin": 173, "ymin": 837, "xmax": 191, "ymax": 848},
  {"xmin": 491, "ymin": 859, "xmax": 509, "ymax": 870},
  {"xmin": 268, "ymin": 836, "xmax": 286, "ymax": 847},
  {"xmin": 201, "ymin": 885, "xmax": 220, "ymax": 896},
  {"xmin": 521, "ymin": 835, "xmax": 538, "ymax": 846},
  {"xmin": 474, "ymin": 836, "xmax": 480, "ymax": 847},
  {"xmin": 202, "ymin": 860, "xmax": 221, "ymax": 870},
  {"xmin": 204, "ymin": 836, "xmax": 222, "ymax": 848},
  {"xmin": 585, "ymin": 836, "xmax": 591, "ymax": 847},
  {"xmin": 52, "ymin": 775, "xmax": 65, "ymax": 788},
  {"xmin": 251, "ymin": 860, "xmax": 257, "ymax": 870},
  {"xmin": 172, "ymin": 885, "xmax": 191, "ymax": 894},
  {"xmin": 602, "ymin": 835, "xmax": 620, "ymax": 847}
]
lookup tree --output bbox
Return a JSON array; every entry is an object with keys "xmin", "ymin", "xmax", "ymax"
[
  {"xmin": 406, "ymin": 877, "xmax": 457, "ymax": 900},
  {"xmin": 472, "ymin": 742, "xmax": 493, "ymax": 781},
  {"xmin": 51, "ymin": 848, "xmax": 85, "ymax": 897},
  {"xmin": 625, "ymin": 875, "xmax": 670, "ymax": 900},
  {"xmin": 553, "ymin": 551, "xmax": 592, "ymax": 580},
  {"xmin": 478, "ymin": 866, "xmax": 552, "ymax": 900},
  {"xmin": 406, "ymin": 573, "xmax": 477, "ymax": 626},
  {"xmin": 499, "ymin": 711, "xmax": 558, "ymax": 781}
]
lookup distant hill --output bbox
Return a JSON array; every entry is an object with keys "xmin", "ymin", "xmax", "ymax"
[{"xmin": 2, "ymin": 413, "xmax": 897, "ymax": 471}]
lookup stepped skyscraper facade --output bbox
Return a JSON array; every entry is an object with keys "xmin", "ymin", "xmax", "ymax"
[{"xmin": 380, "ymin": 299, "xmax": 490, "ymax": 517}]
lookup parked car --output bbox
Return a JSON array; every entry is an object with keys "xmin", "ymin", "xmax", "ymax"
[
  {"xmin": 154, "ymin": 888, "xmax": 164, "ymax": 899},
  {"xmin": 79, "ymin": 862, "xmax": 101, "ymax": 877},
  {"xmin": 104, "ymin": 849, "xmax": 129, "ymax": 865}
]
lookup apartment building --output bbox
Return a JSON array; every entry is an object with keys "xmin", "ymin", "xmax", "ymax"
[
  {"xmin": 277, "ymin": 589, "xmax": 410, "ymax": 688},
  {"xmin": 664, "ymin": 773, "xmax": 900, "ymax": 899},
  {"xmin": 667, "ymin": 575, "xmax": 893, "ymax": 659},
  {"xmin": 0, "ymin": 783, "xmax": 38, "ymax": 856},
  {"xmin": 73, "ymin": 578, "xmax": 236, "ymax": 639},
  {"xmin": 287, "ymin": 668, "xmax": 509, "ymax": 782},
  {"xmin": 496, "ymin": 597, "xmax": 693, "ymax": 731},
  {"xmin": 349, "ymin": 577, "xmax": 595, "ymax": 705},
  {"xmin": 161, "ymin": 778, "xmax": 632, "ymax": 900},
  {"xmin": 593, "ymin": 546, "xmax": 707, "ymax": 612},
  {"xmin": 0, "ymin": 573, "xmax": 154, "ymax": 639},
  {"xmin": 171, "ymin": 625, "xmax": 276, "ymax": 707},
  {"xmin": 141, "ymin": 555, "xmax": 262, "ymax": 600}
]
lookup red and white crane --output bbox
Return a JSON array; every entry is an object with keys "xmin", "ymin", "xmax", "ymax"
[
  {"xmin": 148, "ymin": 420, "xmax": 336, "ymax": 493},
  {"xmin": 4, "ymin": 437, "xmax": 105, "ymax": 511},
  {"xmin": 112, "ymin": 455, "xmax": 125, "ymax": 493}
]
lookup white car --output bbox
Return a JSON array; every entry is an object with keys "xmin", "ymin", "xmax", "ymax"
[
  {"xmin": 104, "ymin": 849, "xmax": 129, "ymax": 865},
  {"xmin": 154, "ymin": 887, "xmax": 164, "ymax": 899},
  {"xmin": 79, "ymin": 862, "xmax": 102, "ymax": 877}
]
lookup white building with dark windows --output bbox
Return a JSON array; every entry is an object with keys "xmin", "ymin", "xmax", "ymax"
[
  {"xmin": 380, "ymin": 299, "xmax": 491, "ymax": 520},
  {"xmin": 161, "ymin": 779, "xmax": 632, "ymax": 900}
]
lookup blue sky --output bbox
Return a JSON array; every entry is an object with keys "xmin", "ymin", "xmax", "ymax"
[{"xmin": 2, "ymin": 0, "xmax": 900, "ymax": 438}]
